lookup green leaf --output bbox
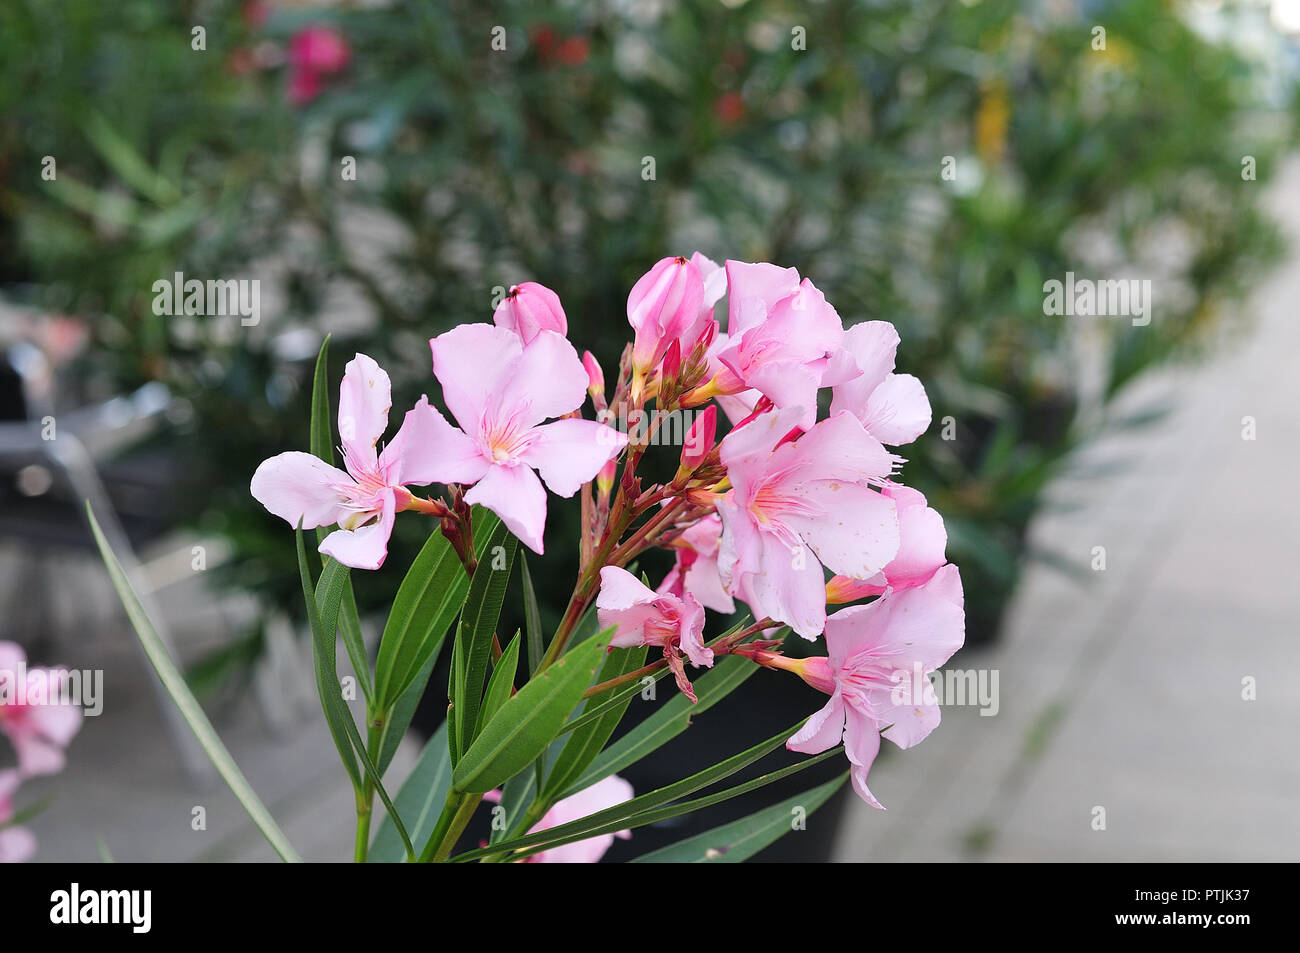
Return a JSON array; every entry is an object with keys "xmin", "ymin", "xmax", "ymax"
[
  {"xmin": 369, "ymin": 722, "xmax": 453, "ymax": 863},
  {"xmin": 454, "ymin": 721, "xmax": 826, "ymax": 863},
  {"xmin": 373, "ymin": 510, "xmax": 497, "ymax": 714},
  {"xmin": 308, "ymin": 335, "xmax": 335, "ymax": 467},
  {"xmin": 474, "ymin": 632, "xmax": 520, "ymax": 737},
  {"xmin": 86, "ymin": 504, "xmax": 301, "ymax": 863},
  {"xmin": 372, "ymin": 651, "xmax": 436, "ymax": 778},
  {"xmin": 447, "ymin": 635, "xmax": 463, "ymax": 767},
  {"xmin": 542, "ymin": 645, "xmax": 647, "ymax": 800},
  {"xmin": 564, "ymin": 654, "xmax": 758, "ymax": 797},
  {"xmin": 83, "ymin": 111, "xmax": 181, "ymax": 205},
  {"xmin": 307, "ymin": 551, "xmax": 360, "ymax": 789},
  {"xmin": 451, "ymin": 519, "xmax": 518, "ymax": 756},
  {"xmin": 297, "ymin": 527, "xmax": 414, "ymax": 861},
  {"xmin": 520, "ymin": 555, "xmax": 544, "ymax": 677},
  {"xmin": 452, "ymin": 632, "xmax": 609, "ymax": 795},
  {"xmin": 629, "ymin": 773, "xmax": 848, "ymax": 863}
]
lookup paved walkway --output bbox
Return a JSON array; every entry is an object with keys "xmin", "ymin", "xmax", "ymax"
[{"xmin": 834, "ymin": 158, "xmax": 1300, "ymax": 862}]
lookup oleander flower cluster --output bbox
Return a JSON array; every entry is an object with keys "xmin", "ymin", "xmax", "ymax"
[{"xmin": 248, "ymin": 253, "xmax": 965, "ymax": 862}]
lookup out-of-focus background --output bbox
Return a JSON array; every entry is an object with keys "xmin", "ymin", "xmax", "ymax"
[{"xmin": 1, "ymin": 0, "xmax": 1297, "ymax": 862}]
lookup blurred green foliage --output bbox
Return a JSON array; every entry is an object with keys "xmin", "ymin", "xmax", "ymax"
[{"xmin": 0, "ymin": 0, "xmax": 1289, "ymax": 652}]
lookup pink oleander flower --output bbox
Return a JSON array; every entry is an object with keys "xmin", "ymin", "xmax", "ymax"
[
  {"xmin": 493, "ymin": 282, "xmax": 568, "ymax": 344},
  {"xmin": 657, "ymin": 513, "xmax": 734, "ymax": 614},
  {"xmin": 716, "ymin": 405, "xmax": 902, "ymax": 639},
  {"xmin": 527, "ymin": 775, "xmax": 634, "ymax": 863},
  {"xmin": 251, "ymin": 353, "xmax": 449, "ymax": 570},
  {"xmin": 784, "ymin": 564, "xmax": 965, "ymax": 808},
  {"xmin": 826, "ymin": 483, "xmax": 948, "ymax": 603},
  {"xmin": 830, "ymin": 321, "xmax": 932, "ymax": 446},
  {"xmin": 0, "ymin": 642, "xmax": 83, "ymax": 778},
  {"xmin": 706, "ymin": 261, "xmax": 849, "ymax": 430},
  {"xmin": 287, "ymin": 25, "xmax": 350, "ymax": 105},
  {"xmin": 0, "ymin": 770, "xmax": 36, "ymax": 864},
  {"xmin": 597, "ymin": 566, "xmax": 713, "ymax": 702},
  {"xmin": 627, "ymin": 256, "xmax": 708, "ymax": 374},
  {"xmin": 423, "ymin": 325, "xmax": 628, "ymax": 553}
]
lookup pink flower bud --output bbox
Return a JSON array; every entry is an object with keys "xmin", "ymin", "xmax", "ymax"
[
  {"xmin": 289, "ymin": 25, "xmax": 350, "ymax": 74},
  {"xmin": 679, "ymin": 405, "xmax": 716, "ymax": 472},
  {"xmin": 626, "ymin": 256, "xmax": 706, "ymax": 372},
  {"xmin": 493, "ymin": 282, "xmax": 568, "ymax": 344},
  {"xmin": 582, "ymin": 350, "xmax": 605, "ymax": 398}
]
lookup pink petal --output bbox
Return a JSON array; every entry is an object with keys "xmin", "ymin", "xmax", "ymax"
[
  {"xmin": 430, "ymin": 324, "xmax": 521, "ymax": 433},
  {"xmin": 520, "ymin": 418, "xmax": 627, "ymax": 497},
  {"xmin": 0, "ymin": 826, "xmax": 36, "ymax": 863},
  {"xmin": 741, "ymin": 534, "xmax": 829, "ymax": 640},
  {"xmin": 464, "ymin": 463, "xmax": 548, "ymax": 554},
  {"xmin": 251, "ymin": 452, "xmax": 351, "ymax": 530},
  {"xmin": 880, "ymin": 691, "xmax": 943, "ymax": 750},
  {"xmin": 691, "ymin": 252, "xmax": 727, "ymax": 310},
  {"xmin": 381, "ymin": 396, "xmax": 488, "ymax": 487},
  {"xmin": 861, "ymin": 373, "xmax": 931, "ymax": 446},
  {"xmin": 844, "ymin": 706, "xmax": 885, "ymax": 808},
  {"xmin": 492, "ymin": 330, "xmax": 589, "ymax": 431},
  {"xmin": 493, "ymin": 282, "xmax": 568, "ymax": 344},
  {"xmin": 532, "ymin": 775, "xmax": 634, "ymax": 863},
  {"xmin": 596, "ymin": 566, "xmax": 657, "ymax": 611},
  {"xmin": 676, "ymin": 595, "xmax": 713, "ymax": 668},
  {"xmin": 830, "ymin": 321, "xmax": 899, "ymax": 418},
  {"xmin": 318, "ymin": 488, "xmax": 397, "ymax": 570},
  {"xmin": 724, "ymin": 260, "xmax": 800, "ymax": 337},
  {"xmin": 881, "ymin": 484, "xmax": 947, "ymax": 588},
  {"xmin": 785, "ymin": 481, "xmax": 900, "ymax": 581},
  {"xmin": 787, "ymin": 691, "xmax": 846, "ymax": 754},
  {"xmin": 783, "ymin": 411, "xmax": 897, "ymax": 487},
  {"xmin": 337, "ymin": 353, "xmax": 392, "ymax": 472}
]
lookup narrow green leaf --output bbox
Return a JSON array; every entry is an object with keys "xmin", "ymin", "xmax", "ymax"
[
  {"xmin": 520, "ymin": 554, "xmax": 544, "ymax": 677},
  {"xmin": 372, "ymin": 651, "xmax": 436, "ymax": 778},
  {"xmin": 373, "ymin": 509, "xmax": 498, "ymax": 713},
  {"xmin": 474, "ymin": 633, "xmax": 520, "ymax": 737},
  {"xmin": 298, "ymin": 528, "xmax": 414, "ymax": 860},
  {"xmin": 452, "ymin": 633, "xmax": 609, "ymax": 795},
  {"xmin": 542, "ymin": 645, "xmax": 647, "ymax": 800},
  {"xmin": 564, "ymin": 654, "xmax": 758, "ymax": 797},
  {"xmin": 451, "ymin": 520, "xmax": 518, "ymax": 756},
  {"xmin": 86, "ymin": 504, "xmax": 301, "ymax": 863},
  {"xmin": 306, "ymin": 550, "xmax": 360, "ymax": 789},
  {"xmin": 370, "ymin": 722, "xmax": 452, "ymax": 863},
  {"xmin": 308, "ymin": 335, "xmax": 334, "ymax": 467},
  {"xmin": 447, "ymin": 636, "xmax": 463, "ymax": 766},
  {"xmin": 630, "ymin": 773, "xmax": 848, "ymax": 863}
]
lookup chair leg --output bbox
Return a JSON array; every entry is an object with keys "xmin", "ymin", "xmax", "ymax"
[{"xmin": 47, "ymin": 434, "xmax": 216, "ymax": 788}]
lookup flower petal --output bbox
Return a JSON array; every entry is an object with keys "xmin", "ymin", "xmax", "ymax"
[
  {"xmin": 784, "ymin": 480, "xmax": 900, "ymax": 580},
  {"xmin": 830, "ymin": 321, "xmax": 899, "ymax": 418},
  {"xmin": 861, "ymin": 373, "xmax": 931, "ymax": 446},
  {"xmin": 251, "ymin": 452, "xmax": 351, "ymax": 530},
  {"xmin": 337, "ymin": 353, "xmax": 392, "ymax": 472},
  {"xmin": 520, "ymin": 418, "xmax": 627, "ymax": 497},
  {"xmin": 319, "ymin": 488, "xmax": 396, "ymax": 570},
  {"xmin": 844, "ymin": 706, "xmax": 885, "ymax": 809},
  {"xmin": 787, "ymin": 690, "xmax": 846, "ymax": 754},
  {"xmin": 430, "ymin": 324, "xmax": 521, "ymax": 433},
  {"xmin": 381, "ymin": 396, "xmax": 489, "ymax": 487},
  {"xmin": 491, "ymin": 330, "xmax": 589, "ymax": 430},
  {"xmin": 464, "ymin": 463, "xmax": 548, "ymax": 554}
]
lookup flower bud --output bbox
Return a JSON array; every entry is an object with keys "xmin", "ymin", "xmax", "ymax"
[
  {"xmin": 494, "ymin": 282, "xmax": 568, "ymax": 344},
  {"xmin": 627, "ymin": 256, "xmax": 705, "ymax": 372},
  {"xmin": 678, "ymin": 405, "xmax": 717, "ymax": 475}
]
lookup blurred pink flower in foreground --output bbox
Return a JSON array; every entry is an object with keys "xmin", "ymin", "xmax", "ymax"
[
  {"xmin": 251, "ymin": 353, "xmax": 450, "ymax": 570},
  {"xmin": 288, "ymin": 25, "xmax": 351, "ymax": 105},
  {"xmin": 0, "ymin": 642, "xmax": 82, "ymax": 778},
  {"xmin": 597, "ymin": 566, "xmax": 713, "ymax": 702},
  {"xmin": 527, "ymin": 775, "xmax": 634, "ymax": 863},
  {"xmin": 424, "ymin": 325, "xmax": 628, "ymax": 553},
  {"xmin": 779, "ymin": 565, "xmax": 965, "ymax": 808},
  {"xmin": 0, "ymin": 770, "xmax": 36, "ymax": 864}
]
